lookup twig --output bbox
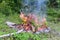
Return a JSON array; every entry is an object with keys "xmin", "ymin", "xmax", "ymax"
[{"xmin": 0, "ymin": 29, "xmax": 23, "ymax": 38}]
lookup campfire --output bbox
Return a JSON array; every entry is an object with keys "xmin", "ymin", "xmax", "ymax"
[{"xmin": 6, "ymin": 12, "xmax": 50, "ymax": 34}]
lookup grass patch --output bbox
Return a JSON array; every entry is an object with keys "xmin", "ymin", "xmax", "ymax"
[{"xmin": 0, "ymin": 13, "xmax": 21, "ymax": 35}]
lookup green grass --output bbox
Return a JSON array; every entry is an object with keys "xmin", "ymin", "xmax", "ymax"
[
  {"xmin": 48, "ymin": 22, "xmax": 60, "ymax": 32},
  {"xmin": 0, "ymin": 13, "xmax": 21, "ymax": 35},
  {"xmin": 13, "ymin": 32, "xmax": 49, "ymax": 40}
]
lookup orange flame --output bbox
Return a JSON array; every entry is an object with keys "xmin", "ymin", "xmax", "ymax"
[{"xmin": 20, "ymin": 12, "xmax": 47, "ymax": 32}]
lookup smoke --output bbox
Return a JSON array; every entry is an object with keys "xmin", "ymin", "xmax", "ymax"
[{"xmin": 21, "ymin": 0, "xmax": 47, "ymax": 21}]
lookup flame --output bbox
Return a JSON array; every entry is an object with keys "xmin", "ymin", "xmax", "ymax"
[
  {"xmin": 20, "ymin": 12, "xmax": 47, "ymax": 32},
  {"xmin": 20, "ymin": 13, "xmax": 46, "ymax": 25},
  {"xmin": 28, "ymin": 14, "xmax": 39, "ymax": 25},
  {"xmin": 20, "ymin": 12, "xmax": 28, "ymax": 23}
]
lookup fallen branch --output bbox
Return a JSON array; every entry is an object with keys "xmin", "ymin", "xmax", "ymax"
[{"xmin": 0, "ymin": 29, "xmax": 23, "ymax": 38}]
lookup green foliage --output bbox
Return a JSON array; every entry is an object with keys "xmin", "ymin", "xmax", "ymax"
[
  {"xmin": 0, "ymin": 0, "xmax": 22, "ymax": 16},
  {"xmin": 47, "ymin": 0, "xmax": 60, "ymax": 22},
  {"xmin": 48, "ymin": 0, "xmax": 58, "ymax": 8},
  {"xmin": 0, "ymin": 1, "xmax": 12, "ymax": 16},
  {"xmin": 13, "ymin": 32, "xmax": 50, "ymax": 40},
  {"xmin": 14, "ymin": 32, "xmax": 41, "ymax": 40}
]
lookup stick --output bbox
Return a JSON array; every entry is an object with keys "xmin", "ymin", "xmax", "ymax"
[{"xmin": 0, "ymin": 29, "xmax": 23, "ymax": 38}]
